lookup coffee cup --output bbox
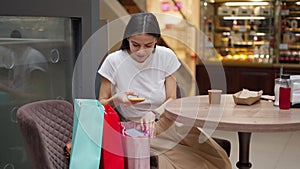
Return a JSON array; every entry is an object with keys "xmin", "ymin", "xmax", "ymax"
[{"xmin": 208, "ymin": 89, "xmax": 222, "ymax": 104}]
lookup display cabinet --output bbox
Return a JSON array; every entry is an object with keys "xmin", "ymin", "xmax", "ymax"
[
  {"xmin": 277, "ymin": 0, "xmax": 300, "ymax": 64},
  {"xmin": 200, "ymin": 0, "xmax": 275, "ymax": 63},
  {"xmin": 0, "ymin": 16, "xmax": 78, "ymax": 169}
]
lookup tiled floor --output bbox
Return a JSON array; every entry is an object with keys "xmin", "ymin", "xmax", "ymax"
[{"xmin": 212, "ymin": 130, "xmax": 300, "ymax": 169}]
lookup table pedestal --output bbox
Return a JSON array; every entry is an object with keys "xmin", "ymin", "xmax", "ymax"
[{"xmin": 236, "ymin": 132, "xmax": 252, "ymax": 169}]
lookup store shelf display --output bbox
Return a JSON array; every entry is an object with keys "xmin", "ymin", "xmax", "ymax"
[
  {"xmin": 200, "ymin": 0, "xmax": 275, "ymax": 64},
  {"xmin": 278, "ymin": 0, "xmax": 300, "ymax": 64}
]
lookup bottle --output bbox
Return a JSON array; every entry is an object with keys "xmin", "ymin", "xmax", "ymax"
[
  {"xmin": 274, "ymin": 78, "xmax": 282, "ymax": 106},
  {"xmin": 279, "ymin": 74, "xmax": 291, "ymax": 110}
]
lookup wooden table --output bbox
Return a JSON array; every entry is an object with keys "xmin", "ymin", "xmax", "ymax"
[{"xmin": 164, "ymin": 95, "xmax": 300, "ymax": 169}]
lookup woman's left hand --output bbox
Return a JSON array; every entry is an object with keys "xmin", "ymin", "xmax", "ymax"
[{"xmin": 140, "ymin": 111, "xmax": 156, "ymax": 137}]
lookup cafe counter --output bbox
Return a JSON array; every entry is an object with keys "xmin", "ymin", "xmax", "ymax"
[{"xmin": 196, "ymin": 61, "xmax": 300, "ymax": 95}]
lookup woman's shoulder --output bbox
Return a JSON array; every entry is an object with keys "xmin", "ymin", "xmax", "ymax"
[
  {"xmin": 105, "ymin": 50, "xmax": 127, "ymax": 62},
  {"xmin": 155, "ymin": 46, "xmax": 177, "ymax": 60},
  {"xmin": 107, "ymin": 50, "xmax": 125, "ymax": 57},
  {"xmin": 156, "ymin": 45, "xmax": 175, "ymax": 54}
]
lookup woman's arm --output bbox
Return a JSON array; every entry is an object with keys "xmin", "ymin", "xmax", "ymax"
[
  {"xmin": 98, "ymin": 77, "xmax": 114, "ymax": 106},
  {"xmin": 152, "ymin": 73, "xmax": 177, "ymax": 117},
  {"xmin": 165, "ymin": 73, "xmax": 177, "ymax": 100},
  {"xmin": 98, "ymin": 76, "xmax": 138, "ymax": 107}
]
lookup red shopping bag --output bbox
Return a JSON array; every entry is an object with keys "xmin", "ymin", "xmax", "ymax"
[{"xmin": 100, "ymin": 104, "xmax": 125, "ymax": 169}]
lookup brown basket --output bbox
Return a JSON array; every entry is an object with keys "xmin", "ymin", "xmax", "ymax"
[{"xmin": 233, "ymin": 90, "xmax": 263, "ymax": 105}]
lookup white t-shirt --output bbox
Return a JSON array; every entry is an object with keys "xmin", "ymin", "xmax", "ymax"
[{"xmin": 98, "ymin": 45, "xmax": 181, "ymax": 119}]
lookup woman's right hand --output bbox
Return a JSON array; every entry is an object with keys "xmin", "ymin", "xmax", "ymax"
[{"xmin": 112, "ymin": 91, "xmax": 138, "ymax": 107}]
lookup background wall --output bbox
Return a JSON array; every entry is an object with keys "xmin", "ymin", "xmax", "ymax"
[{"xmin": 146, "ymin": 0, "xmax": 200, "ymax": 28}]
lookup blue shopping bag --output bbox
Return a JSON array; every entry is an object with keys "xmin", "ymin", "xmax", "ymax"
[{"xmin": 69, "ymin": 99, "xmax": 104, "ymax": 169}]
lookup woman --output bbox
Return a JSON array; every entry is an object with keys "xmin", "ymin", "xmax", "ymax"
[{"xmin": 98, "ymin": 12, "xmax": 231, "ymax": 169}]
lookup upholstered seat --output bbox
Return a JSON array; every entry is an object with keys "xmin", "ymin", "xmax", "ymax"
[{"xmin": 17, "ymin": 100, "xmax": 73, "ymax": 169}]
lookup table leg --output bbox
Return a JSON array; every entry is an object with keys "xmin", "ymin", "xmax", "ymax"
[{"xmin": 236, "ymin": 132, "xmax": 252, "ymax": 169}]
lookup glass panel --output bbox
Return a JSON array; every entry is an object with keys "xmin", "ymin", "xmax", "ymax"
[
  {"xmin": 0, "ymin": 16, "xmax": 76, "ymax": 168},
  {"xmin": 200, "ymin": 0, "xmax": 275, "ymax": 64},
  {"xmin": 277, "ymin": 0, "xmax": 300, "ymax": 64},
  {"xmin": 0, "ymin": 16, "xmax": 66, "ymax": 40}
]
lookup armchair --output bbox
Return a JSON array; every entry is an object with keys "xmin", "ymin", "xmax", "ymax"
[{"xmin": 16, "ymin": 100, "xmax": 73, "ymax": 169}]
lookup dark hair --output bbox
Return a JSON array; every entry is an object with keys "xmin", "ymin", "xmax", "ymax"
[{"xmin": 120, "ymin": 13, "xmax": 161, "ymax": 50}]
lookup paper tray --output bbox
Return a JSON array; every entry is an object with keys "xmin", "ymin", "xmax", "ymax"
[{"xmin": 233, "ymin": 90, "xmax": 263, "ymax": 105}]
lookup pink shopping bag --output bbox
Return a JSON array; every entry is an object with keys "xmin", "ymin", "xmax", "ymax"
[{"xmin": 121, "ymin": 121, "xmax": 150, "ymax": 169}]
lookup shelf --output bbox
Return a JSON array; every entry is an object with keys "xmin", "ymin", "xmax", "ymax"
[
  {"xmin": 287, "ymin": 44, "xmax": 300, "ymax": 49},
  {"xmin": 289, "ymin": 11, "xmax": 300, "ymax": 15},
  {"xmin": 0, "ymin": 38, "xmax": 65, "ymax": 45},
  {"xmin": 234, "ymin": 41, "xmax": 267, "ymax": 46}
]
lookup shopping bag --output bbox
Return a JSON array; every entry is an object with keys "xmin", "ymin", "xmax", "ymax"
[
  {"xmin": 121, "ymin": 121, "xmax": 150, "ymax": 169},
  {"xmin": 100, "ymin": 104, "xmax": 125, "ymax": 169},
  {"xmin": 69, "ymin": 99, "xmax": 104, "ymax": 169}
]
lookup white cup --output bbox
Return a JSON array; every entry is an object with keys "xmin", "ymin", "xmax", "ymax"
[{"xmin": 208, "ymin": 89, "xmax": 222, "ymax": 104}]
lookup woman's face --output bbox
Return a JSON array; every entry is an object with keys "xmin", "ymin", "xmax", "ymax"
[{"xmin": 127, "ymin": 34, "xmax": 157, "ymax": 63}]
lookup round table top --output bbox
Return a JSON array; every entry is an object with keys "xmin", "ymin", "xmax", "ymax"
[{"xmin": 164, "ymin": 95, "xmax": 300, "ymax": 132}]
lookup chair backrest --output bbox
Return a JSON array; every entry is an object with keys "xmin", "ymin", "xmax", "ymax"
[
  {"xmin": 17, "ymin": 100, "xmax": 73, "ymax": 169},
  {"xmin": 176, "ymin": 83, "xmax": 186, "ymax": 98}
]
